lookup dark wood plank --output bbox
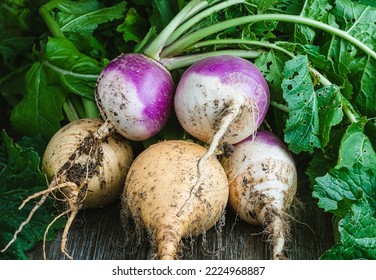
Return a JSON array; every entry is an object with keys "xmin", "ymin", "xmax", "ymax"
[{"xmin": 27, "ymin": 182, "xmax": 334, "ymax": 260}]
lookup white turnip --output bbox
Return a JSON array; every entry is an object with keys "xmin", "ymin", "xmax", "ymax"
[
  {"xmin": 174, "ymin": 55, "xmax": 269, "ymax": 215},
  {"xmin": 1, "ymin": 119, "xmax": 134, "ymax": 259},
  {"xmin": 222, "ymin": 130, "xmax": 297, "ymax": 260},
  {"xmin": 121, "ymin": 140, "xmax": 228, "ymax": 260}
]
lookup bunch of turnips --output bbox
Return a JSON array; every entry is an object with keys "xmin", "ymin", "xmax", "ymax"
[{"xmin": 2, "ymin": 0, "xmax": 299, "ymax": 260}]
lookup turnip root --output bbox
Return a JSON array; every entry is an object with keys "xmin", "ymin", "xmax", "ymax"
[
  {"xmin": 174, "ymin": 55, "xmax": 269, "ymax": 215},
  {"xmin": 1, "ymin": 118, "xmax": 134, "ymax": 259},
  {"xmin": 95, "ymin": 53, "xmax": 174, "ymax": 141},
  {"xmin": 222, "ymin": 130, "xmax": 297, "ymax": 260},
  {"xmin": 121, "ymin": 140, "xmax": 228, "ymax": 260}
]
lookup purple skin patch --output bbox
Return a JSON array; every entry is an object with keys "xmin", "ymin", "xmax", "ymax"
[
  {"xmin": 101, "ymin": 53, "xmax": 174, "ymax": 135},
  {"xmin": 177, "ymin": 55, "xmax": 270, "ymax": 126}
]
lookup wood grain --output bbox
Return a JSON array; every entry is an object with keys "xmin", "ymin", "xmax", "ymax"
[{"xmin": 28, "ymin": 183, "xmax": 334, "ymax": 260}]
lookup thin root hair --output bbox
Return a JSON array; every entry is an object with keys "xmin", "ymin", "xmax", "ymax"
[
  {"xmin": 18, "ymin": 181, "xmax": 77, "ymax": 210},
  {"xmin": 60, "ymin": 208, "xmax": 79, "ymax": 260},
  {"xmin": 199, "ymin": 210, "xmax": 227, "ymax": 258},
  {"xmin": 284, "ymin": 198, "xmax": 318, "ymax": 243},
  {"xmin": 0, "ymin": 192, "xmax": 49, "ymax": 253},
  {"xmin": 120, "ymin": 196, "xmax": 146, "ymax": 248},
  {"xmin": 43, "ymin": 209, "xmax": 71, "ymax": 260}
]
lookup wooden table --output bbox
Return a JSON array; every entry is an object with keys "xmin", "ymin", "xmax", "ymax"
[{"xmin": 28, "ymin": 181, "xmax": 334, "ymax": 260}]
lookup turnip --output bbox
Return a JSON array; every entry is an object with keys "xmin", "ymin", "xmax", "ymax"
[
  {"xmin": 94, "ymin": 53, "xmax": 175, "ymax": 141},
  {"xmin": 175, "ymin": 55, "xmax": 269, "ymax": 144},
  {"xmin": 222, "ymin": 130, "xmax": 297, "ymax": 260},
  {"xmin": 174, "ymin": 55, "xmax": 269, "ymax": 214},
  {"xmin": 1, "ymin": 119, "xmax": 134, "ymax": 259},
  {"xmin": 121, "ymin": 140, "xmax": 228, "ymax": 260},
  {"xmin": 92, "ymin": 0, "xmax": 204, "ymax": 142}
]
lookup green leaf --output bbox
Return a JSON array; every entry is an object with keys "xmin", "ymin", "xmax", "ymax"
[
  {"xmin": 57, "ymin": 1, "xmax": 127, "ymax": 31},
  {"xmin": 0, "ymin": 132, "xmax": 46, "ymax": 192},
  {"xmin": 320, "ymin": 198, "xmax": 376, "ymax": 260},
  {"xmin": 17, "ymin": 134, "xmax": 47, "ymax": 159},
  {"xmin": 44, "ymin": 37, "xmax": 103, "ymax": 99},
  {"xmin": 337, "ymin": 121, "xmax": 376, "ymax": 169},
  {"xmin": 326, "ymin": 0, "xmax": 376, "ymax": 98},
  {"xmin": 295, "ymin": 0, "xmax": 334, "ymax": 45},
  {"xmin": 10, "ymin": 62, "xmax": 67, "ymax": 140},
  {"xmin": 117, "ymin": 8, "xmax": 149, "ymax": 44},
  {"xmin": 54, "ymin": 0, "xmax": 104, "ymax": 20},
  {"xmin": 313, "ymin": 163, "xmax": 376, "ymax": 216},
  {"xmin": 0, "ymin": 24, "xmax": 35, "ymax": 71},
  {"xmin": 364, "ymin": 120, "xmax": 376, "ymax": 148},
  {"xmin": 281, "ymin": 55, "xmax": 344, "ymax": 153},
  {"xmin": 306, "ymin": 150, "xmax": 330, "ymax": 188},
  {"xmin": 10, "ymin": 37, "xmax": 104, "ymax": 139},
  {"xmin": 357, "ymin": 0, "xmax": 376, "ymax": 7},
  {"xmin": 317, "ymin": 85, "xmax": 343, "ymax": 147},
  {"xmin": 254, "ymin": 49, "xmax": 287, "ymax": 97},
  {"xmin": 281, "ymin": 55, "xmax": 321, "ymax": 153},
  {"xmin": 250, "ymin": 0, "xmax": 281, "ymax": 13},
  {"xmin": 0, "ymin": 64, "xmax": 31, "ymax": 105},
  {"xmin": 353, "ymin": 57, "xmax": 376, "ymax": 117},
  {"xmin": 151, "ymin": 0, "xmax": 176, "ymax": 32},
  {"xmin": 0, "ymin": 132, "xmax": 65, "ymax": 260},
  {"xmin": 266, "ymin": 0, "xmax": 303, "ymax": 15},
  {"xmin": 58, "ymin": 1, "xmax": 128, "ymax": 56},
  {"xmin": 333, "ymin": 0, "xmax": 376, "ymax": 50},
  {"xmin": 327, "ymin": 38, "xmax": 354, "ymax": 82},
  {"xmin": 274, "ymin": 41, "xmax": 331, "ymax": 71}
]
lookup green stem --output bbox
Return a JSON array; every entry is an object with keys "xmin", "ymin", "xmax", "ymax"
[
  {"xmin": 160, "ymin": 49, "xmax": 263, "ymax": 70},
  {"xmin": 166, "ymin": 0, "xmax": 247, "ymax": 46},
  {"xmin": 182, "ymin": 0, "xmax": 220, "ymax": 21},
  {"xmin": 161, "ymin": 13, "xmax": 376, "ymax": 60},
  {"xmin": 143, "ymin": 0, "xmax": 207, "ymax": 60},
  {"xmin": 186, "ymin": 38, "xmax": 295, "ymax": 57},
  {"xmin": 342, "ymin": 101, "xmax": 359, "ymax": 124},
  {"xmin": 82, "ymin": 98, "xmax": 101, "ymax": 119},
  {"xmin": 270, "ymin": 101, "xmax": 290, "ymax": 113},
  {"xmin": 63, "ymin": 99, "xmax": 79, "ymax": 122},
  {"xmin": 81, "ymin": 97, "xmax": 100, "ymax": 119},
  {"xmin": 69, "ymin": 95, "xmax": 86, "ymax": 119},
  {"xmin": 42, "ymin": 60, "xmax": 99, "ymax": 80},
  {"xmin": 39, "ymin": 0, "xmax": 65, "ymax": 38}
]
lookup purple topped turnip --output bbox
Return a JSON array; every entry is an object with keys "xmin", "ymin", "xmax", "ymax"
[
  {"xmin": 175, "ymin": 55, "xmax": 269, "ymax": 145},
  {"xmin": 95, "ymin": 54, "xmax": 174, "ymax": 141}
]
